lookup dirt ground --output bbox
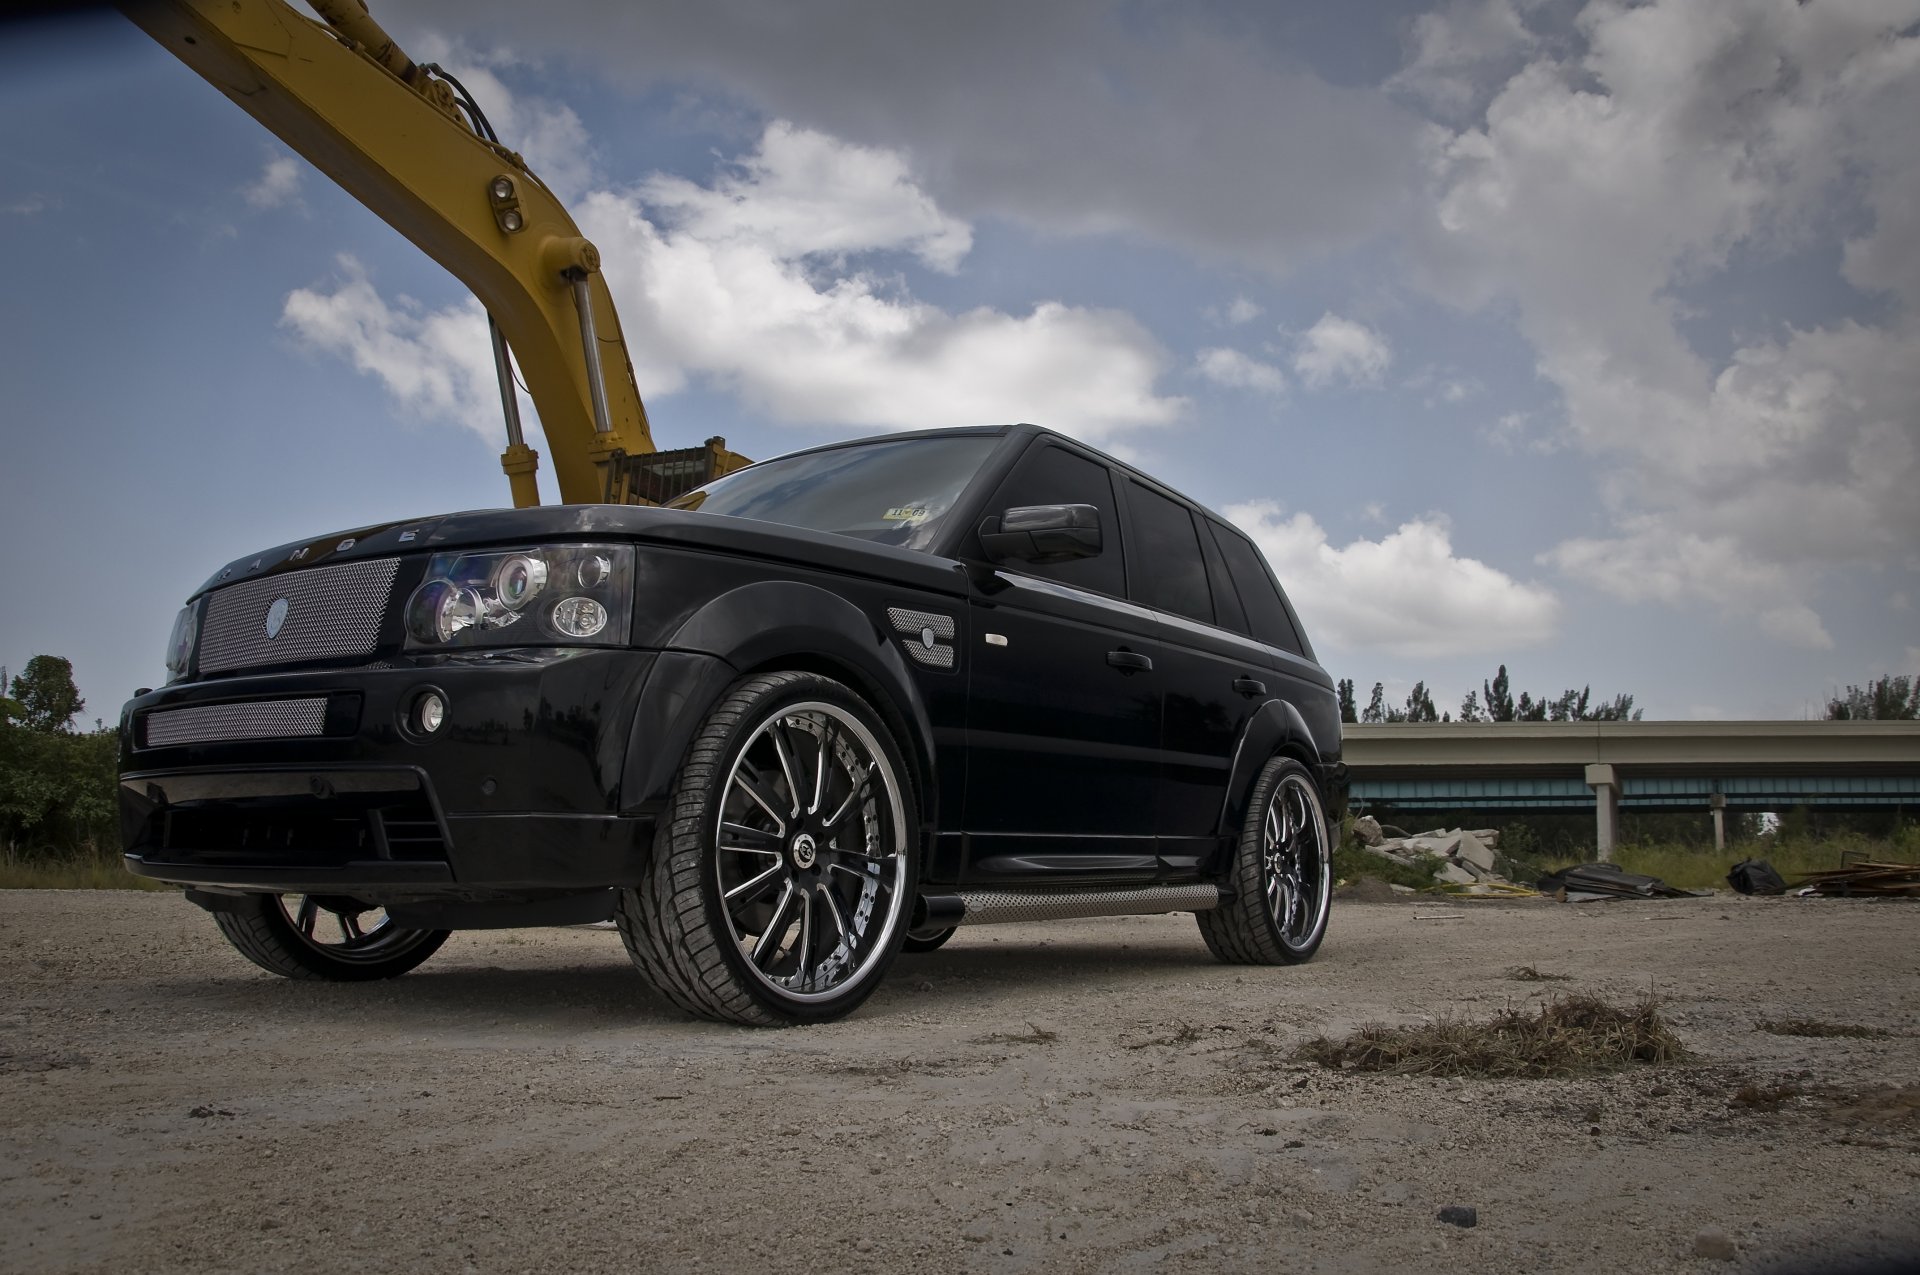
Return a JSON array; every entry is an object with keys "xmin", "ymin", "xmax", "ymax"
[{"xmin": 3, "ymin": 889, "xmax": 1917, "ymax": 1274}]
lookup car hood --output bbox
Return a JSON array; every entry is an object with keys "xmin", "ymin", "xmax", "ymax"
[{"xmin": 190, "ymin": 504, "xmax": 971, "ymax": 601}]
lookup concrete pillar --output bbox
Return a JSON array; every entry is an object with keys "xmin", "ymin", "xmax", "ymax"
[
  {"xmin": 1585, "ymin": 763, "xmax": 1619, "ymax": 862},
  {"xmin": 1710, "ymin": 792, "xmax": 1727, "ymax": 852}
]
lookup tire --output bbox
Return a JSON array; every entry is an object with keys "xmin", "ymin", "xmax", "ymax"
[
  {"xmin": 210, "ymin": 893, "xmax": 449, "ymax": 981},
  {"xmin": 901, "ymin": 926, "xmax": 955, "ymax": 954},
  {"xmin": 1196, "ymin": 757, "xmax": 1332, "ymax": 965},
  {"xmin": 615, "ymin": 671, "xmax": 919, "ymax": 1025}
]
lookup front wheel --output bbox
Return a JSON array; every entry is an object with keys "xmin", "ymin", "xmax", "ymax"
[
  {"xmin": 1196, "ymin": 757, "xmax": 1332, "ymax": 965},
  {"xmin": 616, "ymin": 671, "xmax": 919, "ymax": 1025},
  {"xmin": 210, "ymin": 893, "xmax": 450, "ymax": 981}
]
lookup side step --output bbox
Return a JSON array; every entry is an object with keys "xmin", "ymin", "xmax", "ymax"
[{"xmin": 911, "ymin": 883, "xmax": 1225, "ymax": 937}]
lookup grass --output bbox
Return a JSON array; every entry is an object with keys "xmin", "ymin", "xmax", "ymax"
[
  {"xmin": 1294, "ymin": 994, "xmax": 1688, "ymax": 1078},
  {"xmin": 0, "ymin": 851, "xmax": 173, "ymax": 891},
  {"xmin": 1332, "ymin": 842, "xmax": 1443, "ymax": 890}
]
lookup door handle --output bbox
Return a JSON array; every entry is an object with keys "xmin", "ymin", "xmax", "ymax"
[
  {"xmin": 1233, "ymin": 677, "xmax": 1267, "ymax": 697},
  {"xmin": 1107, "ymin": 649, "xmax": 1153, "ymax": 673}
]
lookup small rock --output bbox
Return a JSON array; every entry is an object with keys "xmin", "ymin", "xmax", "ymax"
[
  {"xmin": 853, "ymin": 1238, "xmax": 874, "ymax": 1253},
  {"xmin": 1437, "ymin": 1205, "xmax": 1477, "ymax": 1228},
  {"xmin": 1693, "ymin": 1226, "xmax": 1736, "ymax": 1260}
]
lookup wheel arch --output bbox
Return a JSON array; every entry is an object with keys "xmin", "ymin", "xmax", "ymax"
[
  {"xmin": 619, "ymin": 580, "xmax": 940, "ymax": 832},
  {"xmin": 1217, "ymin": 697, "xmax": 1330, "ymax": 841}
]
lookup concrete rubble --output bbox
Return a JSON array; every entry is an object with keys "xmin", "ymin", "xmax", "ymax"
[{"xmin": 1351, "ymin": 816, "xmax": 1524, "ymax": 893}]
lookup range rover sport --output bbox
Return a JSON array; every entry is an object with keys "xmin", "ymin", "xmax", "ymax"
[{"xmin": 120, "ymin": 424, "xmax": 1342, "ymax": 1024}]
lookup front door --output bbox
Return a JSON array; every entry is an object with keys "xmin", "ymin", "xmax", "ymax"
[{"xmin": 959, "ymin": 441, "xmax": 1162, "ymax": 882}]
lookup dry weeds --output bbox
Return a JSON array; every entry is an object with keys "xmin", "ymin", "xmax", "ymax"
[
  {"xmin": 1294, "ymin": 994, "xmax": 1689, "ymax": 1078},
  {"xmin": 1504, "ymin": 964, "xmax": 1573, "ymax": 982}
]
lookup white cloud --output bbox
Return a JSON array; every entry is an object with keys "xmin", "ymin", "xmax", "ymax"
[
  {"xmin": 1223, "ymin": 296, "xmax": 1263, "ymax": 325},
  {"xmin": 283, "ymin": 123, "xmax": 1184, "ymax": 443},
  {"xmin": 1412, "ymin": 0, "xmax": 1920, "ymax": 647},
  {"xmin": 1387, "ymin": 0, "xmax": 1535, "ymax": 118},
  {"xmin": 281, "ymin": 256, "xmax": 502, "ymax": 442},
  {"xmin": 1194, "ymin": 347, "xmax": 1286, "ymax": 397},
  {"xmin": 242, "ymin": 156, "xmax": 301, "ymax": 210},
  {"xmin": 1291, "ymin": 313, "xmax": 1392, "ymax": 390},
  {"xmin": 638, "ymin": 121, "xmax": 971, "ymax": 273},
  {"xmin": 4, "ymin": 193, "xmax": 56, "ymax": 216},
  {"xmin": 1227, "ymin": 500, "xmax": 1560, "ymax": 659}
]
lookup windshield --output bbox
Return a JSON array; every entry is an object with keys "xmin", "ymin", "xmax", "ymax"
[{"xmin": 667, "ymin": 435, "xmax": 1000, "ymax": 551}]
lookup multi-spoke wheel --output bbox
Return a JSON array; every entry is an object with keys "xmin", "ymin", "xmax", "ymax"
[
  {"xmin": 1196, "ymin": 756, "xmax": 1331, "ymax": 965},
  {"xmin": 616, "ymin": 670, "xmax": 917, "ymax": 1025},
  {"xmin": 210, "ymin": 893, "xmax": 450, "ymax": 981}
]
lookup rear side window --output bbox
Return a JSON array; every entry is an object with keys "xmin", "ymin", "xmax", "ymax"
[
  {"xmin": 1208, "ymin": 520, "xmax": 1304, "ymax": 655},
  {"xmin": 980, "ymin": 443, "xmax": 1126, "ymax": 598},
  {"xmin": 1123, "ymin": 481, "xmax": 1213, "ymax": 624}
]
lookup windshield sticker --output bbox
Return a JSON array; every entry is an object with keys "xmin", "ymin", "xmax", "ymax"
[{"xmin": 882, "ymin": 506, "xmax": 931, "ymax": 523}]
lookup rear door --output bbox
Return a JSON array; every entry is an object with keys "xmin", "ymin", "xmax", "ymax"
[
  {"xmin": 960, "ymin": 442, "xmax": 1164, "ymax": 883},
  {"xmin": 1117, "ymin": 479, "xmax": 1263, "ymax": 872}
]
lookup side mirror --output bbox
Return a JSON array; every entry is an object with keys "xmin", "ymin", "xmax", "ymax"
[{"xmin": 979, "ymin": 504, "xmax": 1102, "ymax": 564}]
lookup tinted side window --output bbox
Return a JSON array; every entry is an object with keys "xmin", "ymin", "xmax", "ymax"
[
  {"xmin": 1124, "ymin": 480, "xmax": 1213, "ymax": 624},
  {"xmin": 982, "ymin": 444, "xmax": 1125, "ymax": 597},
  {"xmin": 1208, "ymin": 521, "xmax": 1304, "ymax": 655}
]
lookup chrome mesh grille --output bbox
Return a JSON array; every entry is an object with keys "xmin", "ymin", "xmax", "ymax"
[
  {"xmin": 145, "ymin": 698, "xmax": 328, "ymax": 748},
  {"xmin": 954, "ymin": 884, "xmax": 1222, "ymax": 926},
  {"xmin": 198, "ymin": 558, "xmax": 400, "ymax": 673},
  {"xmin": 886, "ymin": 606, "xmax": 957, "ymax": 670}
]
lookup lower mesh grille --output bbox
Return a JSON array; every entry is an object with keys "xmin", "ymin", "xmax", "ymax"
[{"xmin": 145, "ymin": 698, "xmax": 328, "ymax": 747}]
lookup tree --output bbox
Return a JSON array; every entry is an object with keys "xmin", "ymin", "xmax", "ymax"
[
  {"xmin": 1458, "ymin": 690, "xmax": 1484, "ymax": 722},
  {"xmin": 1404, "ymin": 681, "xmax": 1440, "ymax": 723},
  {"xmin": 1337, "ymin": 678, "xmax": 1357, "ymax": 725},
  {"xmin": 8, "ymin": 656, "xmax": 84, "ymax": 734},
  {"xmin": 1484, "ymin": 665, "xmax": 1515, "ymax": 722},
  {"xmin": 1362, "ymin": 682, "xmax": 1387, "ymax": 724},
  {"xmin": 1827, "ymin": 676, "xmax": 1919, "ymax": 720}
]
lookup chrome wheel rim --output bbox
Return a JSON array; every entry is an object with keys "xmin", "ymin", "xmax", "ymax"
[
  {"xmin": 271, "ymin": 894, "xmax": 423, "ymax": 963},
  {"xmin": 1260, "ymin": 774, "xmax": 1330, "ymax": 948},
  {"xmin": 714, "ymin": 701, "xmax": 909, "ymax": 1004}
]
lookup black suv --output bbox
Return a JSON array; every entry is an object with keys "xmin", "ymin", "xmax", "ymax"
[{"xmin": 120, "ymin": 424, "xmax": 1342, "ymax": 1024}]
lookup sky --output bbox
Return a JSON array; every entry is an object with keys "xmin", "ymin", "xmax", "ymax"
[{"xmin": 2, "ymin": 0, "xmax": 1917, "ymax": 726}]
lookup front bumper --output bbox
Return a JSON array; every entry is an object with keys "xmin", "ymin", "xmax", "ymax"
[{"xmin": 119, "ymin": 649, "xmax": 669, "ymax": 902}]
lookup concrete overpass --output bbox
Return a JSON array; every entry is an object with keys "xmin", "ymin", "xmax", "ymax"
[{"xmin": 1340, "ymin": 721, "xmax": 1920, "ymax": 856}]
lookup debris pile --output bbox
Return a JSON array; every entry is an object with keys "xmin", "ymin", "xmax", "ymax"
[
  {"xmin": 1790, "ymin": 861, "xmax": 1920, "ymax": 897},
  {"xmin": 1350, "ymin": 817, "xmax": 1530, "ymax": 894},
  {"xmin": 1534, "ymin": 862, "xmax": 1704, "ymax": 902}
]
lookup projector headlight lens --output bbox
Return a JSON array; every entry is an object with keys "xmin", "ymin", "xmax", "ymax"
[{"xmin": 403, "ymin": 545, "xmax": 632, "ymax": 650}]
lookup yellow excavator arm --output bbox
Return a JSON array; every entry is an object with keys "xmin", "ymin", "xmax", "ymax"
[{"xmin": 122, "ymin": 0, "xmax": 747, "ymax": 506}]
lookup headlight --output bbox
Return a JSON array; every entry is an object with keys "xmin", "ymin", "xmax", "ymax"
[
  {"xmin": 403, "ymin": 545, "xmax": 634, "ymax": 650},
  {"xmin": 164, "ymin": 603, "xmax": 199, "ymax": 682}
]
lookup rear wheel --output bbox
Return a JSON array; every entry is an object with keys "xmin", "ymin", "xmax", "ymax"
[
  {"xmin": 1196, "ymin": 757, "xmax": 1332, "ymax": 965},
  {"xmin": 211, "ymin": 893, "xmax": 449, "ymax": 981},
  {"xmin": 616, "ymin": 671, "xmax": 918, "ymax": 1025}
]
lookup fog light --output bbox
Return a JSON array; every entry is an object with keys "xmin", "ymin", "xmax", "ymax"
[{"xmin": 416, "ymin": 692, "xmax": 447, "ymax": 734}]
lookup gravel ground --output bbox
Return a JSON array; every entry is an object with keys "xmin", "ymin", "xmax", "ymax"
[{"xmin": 3, "ymin": 888, "xmax": 1918, "ymax": 1273}]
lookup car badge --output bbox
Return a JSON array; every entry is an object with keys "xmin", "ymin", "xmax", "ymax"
[
  {"xmin": 264, "ymin": 597, "xmax": 290, "ymax": 640},
  {"xmin": 248, "ymin": 557, "xmax": 263, "ymax": 571},
  {"xmin": 399, "ymin": 530, "xmax": 418, "ymax": 543},
  {"xmin": 220, "ymin": 567, "xmax": 233, "ymax": 580},
  {"xmin": 290, "ymin": 547, "xmax": 309, "ymax": 561},
  {"xmin": 337, "ymin": 537, "xmax": 357, "ymax": 552}
]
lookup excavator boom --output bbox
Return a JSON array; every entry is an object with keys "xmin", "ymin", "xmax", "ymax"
[{"xmin": 121, "ymin": 0, "xmax": 745, "ymax": 506}]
